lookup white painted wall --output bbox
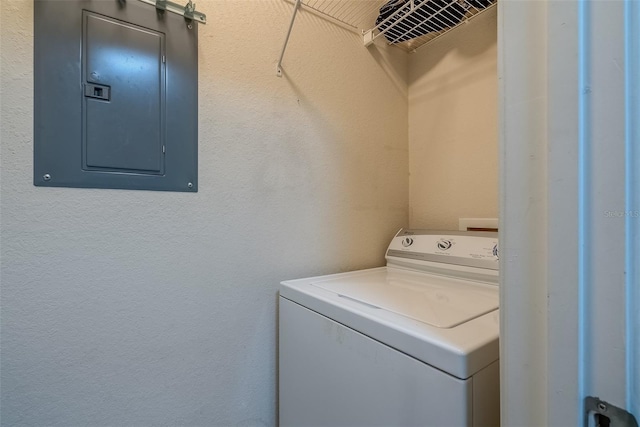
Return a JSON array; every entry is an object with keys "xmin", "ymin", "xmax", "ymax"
[
  {"xmin": 0, "ymin": 1, "xmax": 408, "ymax": 425},
  {"xmin": 408, "ymin": 8, "xmax": 498, "ymax": 230}
]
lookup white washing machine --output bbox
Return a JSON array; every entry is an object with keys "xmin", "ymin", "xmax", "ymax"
[{"xmin": 278, "ymin": 229, "xmax": 500, "ymax": 427}]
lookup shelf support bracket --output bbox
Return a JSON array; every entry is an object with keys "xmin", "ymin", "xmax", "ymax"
[{"xmin": 276, "ymin": 0, "xmax": 302, "ymax": 77}]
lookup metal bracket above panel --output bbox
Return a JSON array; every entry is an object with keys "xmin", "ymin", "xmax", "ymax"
[
  {"xmin": 138, "ymin": 0, "xmax": 206, "ymax": 24},
  {"xmin": 183, "ymin": 0, "xmax": 195, "ymax": 21}
]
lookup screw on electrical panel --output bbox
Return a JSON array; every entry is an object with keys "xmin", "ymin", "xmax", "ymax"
[
  {"xmin": 187, "ymin": 23, "xmax": 193, "ymax": 29},
  {"xmin": 43, "ymin": 174, "xmax": 51, "ymax": 181},
  {"xmin": 598, "ymin": 402, "xmax": 607, "ymax": 412},
  {"xmin": 187, "ymin": 182, "xmax": 193, "ymax": 189}
]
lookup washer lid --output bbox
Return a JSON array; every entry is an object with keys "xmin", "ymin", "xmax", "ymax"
[{"xmin": 311, "ymin": 269, "xmax": 497, "ymax": 328}]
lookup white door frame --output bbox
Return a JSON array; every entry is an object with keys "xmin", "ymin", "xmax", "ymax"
[{"xmin": 499, "ymin": 0, "xmax": 639, "ymax": 425}]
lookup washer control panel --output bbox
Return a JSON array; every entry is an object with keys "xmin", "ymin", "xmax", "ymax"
[{"xmin": 386, "ymin": 229, "xmax": 499, "ymax": 271}]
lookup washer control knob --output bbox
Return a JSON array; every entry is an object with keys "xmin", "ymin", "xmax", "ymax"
[
  {"xmin": 401, "ymin": 237, "xmax": 414, "ymax": 247},
  {"xmin": 437, "ymin": 239, "xmax": 452, "ymax": 251}
]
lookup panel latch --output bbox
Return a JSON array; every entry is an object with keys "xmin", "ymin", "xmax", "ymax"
[
  {"xmin": 84, "ymin": 83, "xmax": 111, "ymax": 101},
  {"xmin": 585, "ymin": 396, "xmax": 638, "ymax": 427}
]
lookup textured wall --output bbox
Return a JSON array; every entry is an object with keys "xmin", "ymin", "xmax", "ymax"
[
  {"xmin": 0, "ymin": 1, "xmax": 408, "ymax": 425},
  {"xmin": 408, "ymin": 8, "xmax": 498, "ymax": 230}
]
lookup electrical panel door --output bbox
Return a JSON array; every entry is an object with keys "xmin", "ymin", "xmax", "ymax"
[
  {"xmin": 83, "ymin": 12, "xmax": 165, "ymax": 174},
  {"xmin": 34, "ymin": 0, "xmax": 198, "ymax": 192}
]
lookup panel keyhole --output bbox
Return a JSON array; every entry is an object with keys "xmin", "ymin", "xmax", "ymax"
[{"xmin": 93, "ymin": 87, "xmax": 103, "ymax": 97}]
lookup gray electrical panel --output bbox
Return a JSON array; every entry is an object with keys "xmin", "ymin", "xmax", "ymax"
[{"xmin": 34, "ymin": 0, "xmax": 198, "ymax": 192}]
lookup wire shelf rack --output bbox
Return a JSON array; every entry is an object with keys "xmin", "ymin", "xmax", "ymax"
[
  {"xmin": 294, "ymin": 0, "xmax": 385, "ymax": 33},
  {"xmin": 277, "ymin": 0, "xmax": 497, "ymax": 75}
]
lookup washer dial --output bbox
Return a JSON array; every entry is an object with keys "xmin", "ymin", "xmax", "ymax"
[{"xmin": 437, "ymin": 239, "xmax": 452, "ymax": 251}]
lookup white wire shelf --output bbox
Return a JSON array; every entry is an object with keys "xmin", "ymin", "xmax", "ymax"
[
  {"xmin": 277, "ymin": 0, "xmax": 496, "ymax": 75},
  {"xmin": 292, "ymin": 0, "xmax": 386, "ymax": 33},
  {"xmin": 364, "ymin": 0, "xmax": 496, "ymax": 52}
]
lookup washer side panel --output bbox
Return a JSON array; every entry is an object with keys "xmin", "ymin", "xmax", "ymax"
[{"xmin": 278, "ymin": 297, "xmax": 472, "ymax": 427}]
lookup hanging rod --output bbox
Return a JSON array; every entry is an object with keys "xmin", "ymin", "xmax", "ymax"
[{"xmin": 138, "ymin": 0, "xmax": 207, "ymax": 24}]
